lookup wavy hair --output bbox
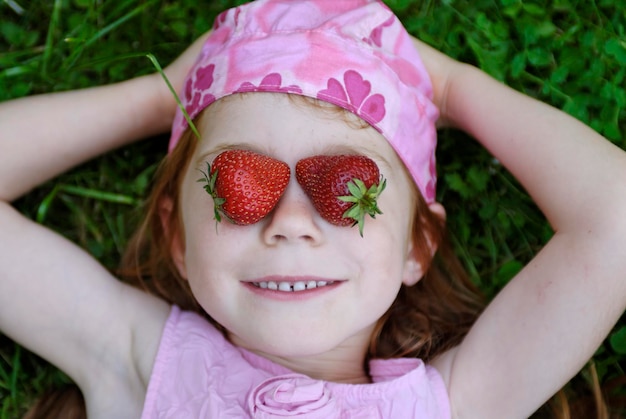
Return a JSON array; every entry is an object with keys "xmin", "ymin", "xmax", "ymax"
[
  {"xmin": 118, "ymin": 97, "xmax": 486, "ymax": 363},
  {"xmin": 26, "ymin": 96, "xmax": 612, "ymax": 418}
]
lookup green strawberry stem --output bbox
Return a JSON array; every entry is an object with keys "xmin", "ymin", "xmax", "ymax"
[
  {"xmin": 338, "ymin": 177, "xmax": 386, "ymax": 237},
  {"xmin": 198, "ymin": 163, "xmax": 226, "ymax": 223}
]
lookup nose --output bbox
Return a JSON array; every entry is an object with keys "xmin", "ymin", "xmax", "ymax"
[{"xmin": 262, "ymin": 180, "xmax": 324, "ymax": 246}]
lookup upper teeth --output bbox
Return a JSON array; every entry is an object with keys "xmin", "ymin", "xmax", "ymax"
[{"xmin": 253, "ymin": 280, "xmax": 334, "ymax": 292}]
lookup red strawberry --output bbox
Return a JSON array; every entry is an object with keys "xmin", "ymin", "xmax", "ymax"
[
  {"xmin": 295, "ymin": 155, "xmax": 386, "ymax": 236},
  {"xmin": 198, "ymin": 149, "xmax": 290, "ymax": 225}
]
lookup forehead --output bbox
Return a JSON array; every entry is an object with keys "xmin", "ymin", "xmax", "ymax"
[{"xmin": 194, "ymin": 93, "xmax": 400, "ymax": 166}]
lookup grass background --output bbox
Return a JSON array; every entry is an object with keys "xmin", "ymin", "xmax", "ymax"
[{"xmin": 0, "ymin": 0, "xmax": 625, "ymax": 416}]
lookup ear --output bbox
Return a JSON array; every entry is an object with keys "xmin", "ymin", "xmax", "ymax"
[
  {"xmin": 401, "ymin": 202, "xmax": 447, "ymax": 286},
  {"xmin": 159, "ymin": 196, "xmax": 187, "ymax": 279},
  {"xmin": 428, "ymin": 201, "xmax": 446, "ymax": 222},
  {"xmin": 401, "ymin": 254, "xmax": 424, "ymax": 287}
]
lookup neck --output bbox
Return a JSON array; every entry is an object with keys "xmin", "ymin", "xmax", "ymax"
[
  {"xmin": 257, "ymin": 348, "xmax": 372, "ymax": 384},
  {"xmin": 230, "ymin": 333, "xmax": 373, "ymax": 384}
]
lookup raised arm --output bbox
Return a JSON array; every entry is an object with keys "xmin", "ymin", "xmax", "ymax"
[
  {"xmin": 415, "ymin": 40, "xmax": 626, "ymax": 418},
  {"xmin": 0, "ymin": 32, "xmax": 208, "ymax": 408},
  {"xmin": 0, "ymin": 31, "xmax": 207, "ymax": 201}
]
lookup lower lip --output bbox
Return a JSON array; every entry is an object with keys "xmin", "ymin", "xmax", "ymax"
[{"xmin": 242, "ymin": 281, "xmax": 344, "ymax": 301}]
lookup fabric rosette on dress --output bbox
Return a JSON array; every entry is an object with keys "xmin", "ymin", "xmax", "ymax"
[{"xmin": 250, "ymin": 374, "xmax": 379, "ymax": 418}]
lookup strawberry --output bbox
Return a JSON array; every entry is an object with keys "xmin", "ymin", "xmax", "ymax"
[
  {"xmin": 198, "ymin": 149, "xmax": 290, "ymax": 225},
  {"xmin": 295, "ymin": 155, "xmax": 386, "ymax": 236}
]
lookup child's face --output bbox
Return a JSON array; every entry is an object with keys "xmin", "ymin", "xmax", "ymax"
[{"xmin": 174, "ymin": 93, "xmax": 425, "ymax": 359}]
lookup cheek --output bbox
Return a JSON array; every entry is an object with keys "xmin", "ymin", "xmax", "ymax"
[
  {"xmin": 358, "ymin": 189, "xmax": 413, "ymax": 287},
  {"xmin": 352, "ymin": 247, "xmax": 406, "ymax": 326},
  {"xmin": 353, "ymin": 216, "xmax": 410, "ymax": 284},
  {"xmin": 376, "ymin": 197, "xmax": 413, "ymax": 250},
  {"xmin": 361, "ymin": 240, "xmax": 407, "ymax": 283},
  {"xmin": 179, "ymin": 184, "xmax": 233, "ymax": 280},
  {"xmin": 181, "ymin": 224, "xmax": 243, "ymax": 321},
  {"xmin": 374, "ymin": 164, "xmax": 414, "ymax": 222},
  {"xmin": 182, "ymin": 215, "xmax": 238, "ymax": 276}
]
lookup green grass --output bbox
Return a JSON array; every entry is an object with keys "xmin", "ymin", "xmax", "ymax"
[{"xmin": 1, "ymin": 0, "xmax": 625, "ymax": 417}]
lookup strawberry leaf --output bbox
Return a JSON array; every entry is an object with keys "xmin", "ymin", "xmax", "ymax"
[
  {"xmin": 197, "ymin": 163, "xmax": 225, "ymax": 224},
  {"xmin": 339, "ymin": 177, "xmax": 386, "ymax": 237}
]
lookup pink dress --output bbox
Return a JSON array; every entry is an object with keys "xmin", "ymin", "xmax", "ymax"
[{"xmin": 141, "ymin": 306, "xmax": 450, "ymax": 418}]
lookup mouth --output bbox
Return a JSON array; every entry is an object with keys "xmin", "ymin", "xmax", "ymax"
[
  {"xmin": 251, "ymin": 280, "xmax": 336, "ymax": 293},
  {"xmin": 243, "ymin": 276, "xmax": 344, "ymax": 299}
]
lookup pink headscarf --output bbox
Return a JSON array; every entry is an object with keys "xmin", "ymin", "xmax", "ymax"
[{"xmin": 169, "ymin": 0, "xmax": 439, "ymax": 203}]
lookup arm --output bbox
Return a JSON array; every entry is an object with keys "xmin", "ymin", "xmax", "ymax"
[
  {"xmin": 0, "ymin": 31, "xmax": 208, "ymax": 201},
  {"xmin": 0, "ymin": 33, "xmax": 208, "ymax": 397},
  {"xmin": 0, "ymin": 75, "xmax": 165, "ymax": 201},
  {"xmin": 415, "ymin": 40, "xmax": 626, "ymax": 418}
]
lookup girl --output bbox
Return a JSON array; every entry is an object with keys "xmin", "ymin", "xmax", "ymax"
[{"xmin": 1, "ymin": 0, "xmax": 625, "ymax": 417}]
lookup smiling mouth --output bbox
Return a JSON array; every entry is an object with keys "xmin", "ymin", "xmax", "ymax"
[{"xmin": 251, "ymin": 280, "xmax": 336, "ymax": 292}]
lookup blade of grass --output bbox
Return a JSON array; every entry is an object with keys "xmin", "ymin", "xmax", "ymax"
[
  {"xmin": 36, "ymin": 185, "xmax": 60, "ymax": 224},
  {"xmin": 71, "ymin": 50, "xmax": 200, "ymax": 140},
  {"xmin": 448, "ymin": 230, "xmax": 481, "ymax": 284},
  {"xmin": 41, "ymin": 0, "xmax": 63, "ymax": 78},
  {"xmin": 0, "ymin": 348, "xmax": 10, "ymax": 389},
  {"xmin": 57, "ymin": 184, "xmax": 138, "ymax": 205},
  {"xmin": 145, "ymin": 52, "xmax": 201, "ymax": 140},
  {"xmin": 0, "ymin": 65, "xmax": 34, "ymax": 78},
  {"xmin": 59, "ymin": 194, "xmax": 103, "ymax": 244},
  {"xmin": 0, "ymin": 47, "xmax": 45, "ymax": 66},
  {"xmin": 106, "ymin": 0, "xmax": 147, "ymax": 19},
  {"xmin": 103, "ymin": 209, "xmax": 124, "ymax": 255},
  {"xmin": 9, "ymin": 345, "xmax": 20, "ymax": 401},
  {"xmin": 64, "ymin": 0, "xmax": 157, "ymax": 69},
  {"xmin": 3, "ymin": 0, "xmax": 25, "ymax": 15}
]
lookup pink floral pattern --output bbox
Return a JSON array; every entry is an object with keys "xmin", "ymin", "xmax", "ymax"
[
  {"xmin": 213, "ymin": 7, "xmax": 241, "ymax": 30},
  {"xmin": 426, "ymin": 152, "xmax": 437, "ymax": 200},
  {"xmin": 365, "ymin": 15, "xmax": 395, "ymax": 48},
  {"xmin": 317, "ymin": 70, "xmax": 386, "ymax": 127},
  {"xmin": 235, "ymin": 73, "xmax": 303, "ymax": 95},
  {"xmin": 169, "ymin": 0, "xmax": 439, "ymax": 203},
  {"xmin": 184, "ymin": 63, "xmax": 216, "ymax": 116},
  {"xmin": 213, "ymin": 10, "xmax": 228, "ymax": 30}
]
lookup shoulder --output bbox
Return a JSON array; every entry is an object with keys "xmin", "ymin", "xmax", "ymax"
[
  {"xmin": 149, "ymin": 306, "xmax": 229, "ymax": 354},
  {"xmin": 140, "ymin": 307, "xmax": 260, "ymax": 418},
  {"xmin": 141, "ymin": 306, "xmax": 236, "ymax": 382},
  {"xmin": 429, "ymin": 346, "xmax": 458, "ymax": 390},
  {"xmin": 79, "ymin": 288, "xmax": 170, "ymax": 416},
  {"xmin": 369, "ymin": 358, "xmax": 451, "ymax": 418}
]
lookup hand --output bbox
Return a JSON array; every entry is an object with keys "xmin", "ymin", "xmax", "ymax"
[
  {"xmin": 410, "ymin": 36, "xmax": 466, "ymax": 128},
  {"xmin": 163, "ymin": 31, "xmax": 212, "ymax": 93},
  {"xmin": 154, "ymin": 30, "xmax": 212, "ymax": 123}
]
